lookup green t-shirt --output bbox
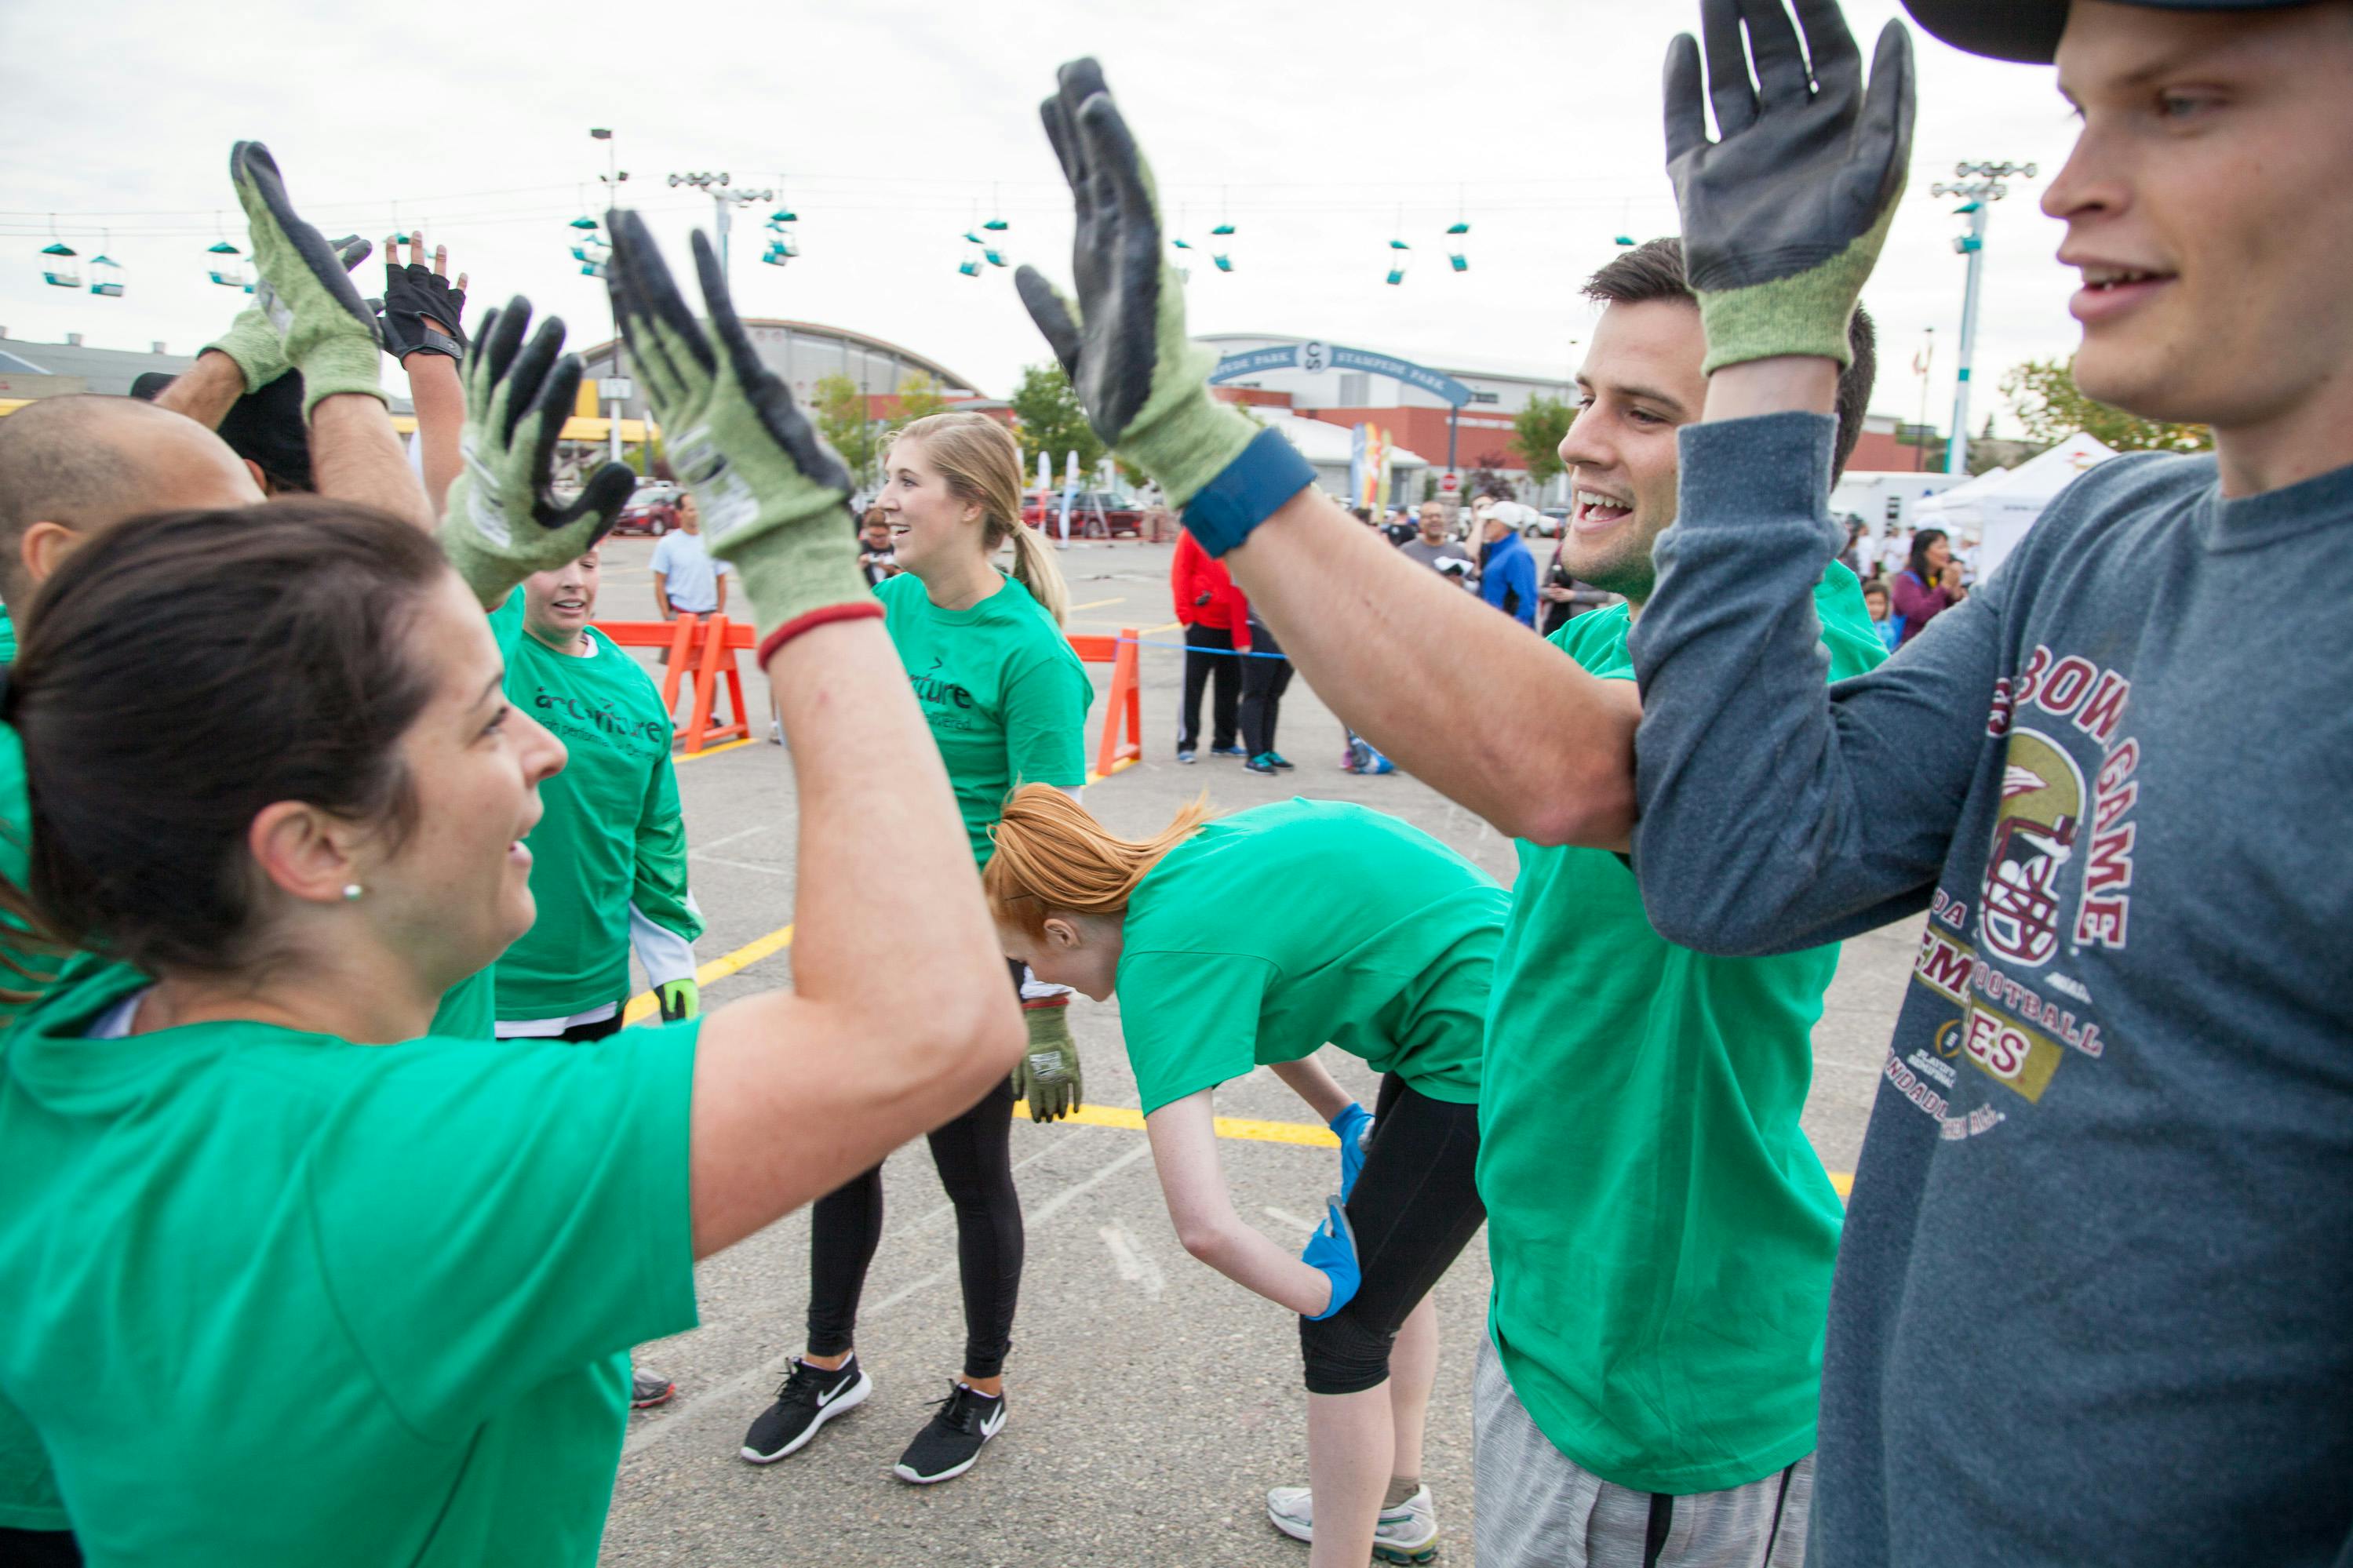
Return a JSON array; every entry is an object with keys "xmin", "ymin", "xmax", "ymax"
[
  {"xmin": 491, "ymin": 598, "xmax": 701, "ymax": 1022},
  {"xmin": 877, "ymin": 571, "xmax": 1091, "ymax": 864},
  {"xmin": 0, "ymin": 959, "xmax": 700, "ymax": 1564},
  {"xmin": 1116, "ymin": 799, "xmax": 1502, "ymax": 1115},
  {"xmin": 1479, "ymin": 562, "xmax": 1884, "ymax": 1495},
  {"xmin": 427, "ymin": 963, "xmax": 497, "ymax": 1039}
]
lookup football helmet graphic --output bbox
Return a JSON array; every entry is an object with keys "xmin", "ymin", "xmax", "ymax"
[{"xmin": 1980, "ymin": 729, "xmax": 2084, "ymax": 967}]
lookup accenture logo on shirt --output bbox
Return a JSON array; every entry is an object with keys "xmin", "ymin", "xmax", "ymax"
[{"xmin": 533, "ymin": 686, "xmax": 668, "ymax": 745}]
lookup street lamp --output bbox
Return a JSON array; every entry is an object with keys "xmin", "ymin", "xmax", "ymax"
[
  {"xmin": 668, "ymin": 171, "xmax": 775, "ymax": 282},
  {"xmin": 1927, "ymin": 159, "xmax": 2037, "ymax": 475},
  {"xmin": 592, "ymin": 129, "xmax": 632, "ymax": 466}
]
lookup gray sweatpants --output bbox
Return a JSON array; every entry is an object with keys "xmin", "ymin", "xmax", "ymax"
[{"xmin": 1473, "ymin": 1336, "xmax": 1813, "ymax": 1568}]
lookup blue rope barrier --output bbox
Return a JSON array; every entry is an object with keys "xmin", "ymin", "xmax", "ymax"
[{"xmin": 1117, "ymin": 636, "xmax": 1292, "ymax": 660}]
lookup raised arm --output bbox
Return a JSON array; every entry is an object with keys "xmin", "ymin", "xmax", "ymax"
[
  {"xmin": 1014, "ymin": 62, "xmax": 1633, "ymax": 847},
  {"xmin": 377, "ymin": 231, "xmax": 472, "ymax": 516},
  {"xmin": 593, "ymin": 212, "xmax": 1022, "ymax": 1256},
  {"xmin": 1626, "ymin": 0, "xmax": 1966, "ymax": 954}
]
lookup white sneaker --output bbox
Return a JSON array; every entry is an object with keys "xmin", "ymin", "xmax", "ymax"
[{"xmin": 1266, "ymin": 1483, "xmax": 1439, "ymax": 1563}]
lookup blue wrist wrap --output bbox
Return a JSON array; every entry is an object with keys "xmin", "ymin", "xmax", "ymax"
[{"xmin": 1181, "ymin": 427, "xmax": 1317, "ymax": 558}]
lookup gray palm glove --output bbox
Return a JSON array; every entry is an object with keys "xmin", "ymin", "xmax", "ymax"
[
  {"xmin": 1011, "ymin": 1002, "xmax": 1082, "ymax": 1123},
  {"xmin": 204, "ymin": 234, "xmax": 371, "ymax": 395},
  {"xmin": 603, "ymin": 209, "xmax": 870, "ymax": 653},
  {"xmin": 1013, "ymin": 60, "xmax": 1265, "ymax": 513},
  {"xmin": 438, "ymin": 298, "xmax": 636, "ymax": 607},
  {"xmin": 1664, "ymin": 0, "xmax": 1914, "ymax": 372},
  {"xmin": 230, "ymin": 143, "xmax": 387, "ymax": 415}
]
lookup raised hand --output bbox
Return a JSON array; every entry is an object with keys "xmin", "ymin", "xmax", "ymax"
[
  {"xmin": 603, "ymin": 209, "xmax": 871, "ymax": 653},
  {"xmin": 436, "ymin": 297, "xmax": 634, "ymax": 606},
  {"xmin": 1014, "ymin": 60, "xmax": 1307, "ymax": 548},
  {"xmin": 231, "ymin": 142, "xmax": 385, "ymax": 413},
  {"xmin": 377, "ymin": 229, "xmax": 470, "ymax": 363},
  {"xmin": 1663, "ymin": 0, "xmax": 1914, "ymax": 372}
]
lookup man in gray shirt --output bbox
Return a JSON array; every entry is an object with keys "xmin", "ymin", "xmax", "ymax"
[
  {"xmin": 1397, "ymin": 500, "xmax": 1475, "ymax": 586},
  {"xmin": 1623, "ymin": 2, "xmax": 2353, "ymax": 1564}
]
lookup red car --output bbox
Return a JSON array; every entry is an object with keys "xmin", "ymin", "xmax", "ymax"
[
  {"xmin": 1022, "ymin": 490, "xmax": 1143, "ymax": 539},
  {"xmin": 613, "ymin": 483, "xmax": 679, "ymax": 537}
]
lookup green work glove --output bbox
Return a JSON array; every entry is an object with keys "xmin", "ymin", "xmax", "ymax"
[
  {"xmin": 603, "ymin": 210, "xmax": 869, "ymax": 653},
  {"xmin": 1011, "ymin": 1002, "xmax": 1082, "ymax": 1123},
  {"xmin": 438, "ymin": 297, "xmax": 636, "ymax": 607},
  {"xmin": 1013, "ymin": 60, "xmax": 1264, "ymax": 512},
  {"xmin": 1663, "ymin": 0, "xmax": 1913, "ymax": 372},
  {"xmin": 230, "ymin": 142, "xmax": 387, "ymax": 415},
  {"xmin": 656, "ymin": 977, "xmax": 700, "ymax": 1023},
  {"xmin": 203, "ymin": 233, "xmax": 371, "ymax": 395}
]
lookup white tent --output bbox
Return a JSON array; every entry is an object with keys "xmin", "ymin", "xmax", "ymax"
[{"xmin": 1916, "ymin": 431, "xmax": 2118, "ymax": 580}]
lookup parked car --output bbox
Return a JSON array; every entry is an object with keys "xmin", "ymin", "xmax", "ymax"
[
  {"xmin": 614, "ymin": 480, "xmax": 679, "ymax": 537},
  {"xmin": 1022, "ymin": 490, "xmax": 1143, "ymax": 539}
]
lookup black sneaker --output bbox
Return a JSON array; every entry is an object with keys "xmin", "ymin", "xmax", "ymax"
[
  {"xmin": 1245, "ymin": 752, "xmax": 1279, "ymax": 774},
  {"xmin": 740, "ymin": 1355, "xmax": 872, "ymax": 1464},
  {"xmin": 892, "ymin": 1381, "xmax": 1006, "ymax": 1485}
]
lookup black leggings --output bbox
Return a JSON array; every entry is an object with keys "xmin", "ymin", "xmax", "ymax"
[
  {"xmin": 1298, "ymin": 1073, "xmax": 1485, "ymax": 1395},
  {"xmin": 1178, "ymin": 624, "xmax": 1240, "ymax": 751},
  {"xmin": 805, "ymin": 965, "xmax": 1025, "ymax": 1379},
  {"xmin": 1238, "ymin": 624, "xmax": 1292, "ymax": 758}
]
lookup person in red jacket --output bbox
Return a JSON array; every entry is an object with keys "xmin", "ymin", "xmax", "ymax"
[{"xmin": 1171, "ymin": 526, "xmax": 1251, "ymax": 762}]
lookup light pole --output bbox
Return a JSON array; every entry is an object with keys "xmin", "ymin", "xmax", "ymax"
[
  {"xmin": 591, "ymin": 129, "xmax": 632, "ymax": 467},
  {"xmin": 667, "ymin": 171, "xmax": 775, "ymax": 284},
  {"xmin": 1929, "ymin": 160, "xmax": 2036, "ymax": 475}
]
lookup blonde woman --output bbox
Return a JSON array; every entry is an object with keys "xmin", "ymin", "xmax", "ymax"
[
  {"xmin": 984, "ymin": 786, "xmax": 1500, "ymax": 1568},
  {"xmin": 741, "ymin": 412, "xmax": 1093, "ymax": 1486}
]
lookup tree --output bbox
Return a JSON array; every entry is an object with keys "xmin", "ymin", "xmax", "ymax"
[
  {"xmin": 1510, "ymin": 394, "xmax": 1575, "ymax": 488},
  {"xmin": 1465, "ymin": 451, "xmax": 1513, "ymax": 503},
  {"xmin": 889, "ymin": 370, "xmax": 954, "ymax": 433},
  {"xmin": 2000, "ymin": 355, "xmax": 2213, "ymax": 455},
  {"xmin": 1007, "ymin": 362, "xmax": 1105, "ymax": 479},
  {"xmin": 810, "ymin": 373, "xmax": 882, "ymax": 488}
]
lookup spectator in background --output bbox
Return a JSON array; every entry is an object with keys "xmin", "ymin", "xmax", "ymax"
[
  {"xmin": 1385, "ymin": 507, "xmax": 1419, "ymax": 548},
  {"xmin": 858, "ymin": 505, "xmax": 901, "ymax": 588},
  {"xmin": 1839, "ymin": 518, "xmax": 1871, "ymax": 579},
  {"xmin": 1237, "ymin": 600, "xmax": 1294, "ymax": 776},
  {"xmin": 1889, "ymin": 526, "xmax": 1965, "ymax": 647},
  {"xmin": 1861, "ymin": 578, "xmax": 1902, "ymax": 654},
  {"xmin": 1538, "ymin": 539, "xmax": 1615, "ymax": 638},
  {"xmin": 1476, "ymin": 508, "xmax": 1539, "ymax": 628},
  {"xmin": 1877, "ymin": 523, "xmax": 1912, "ymax": 584},
  {"xmin": 1401, "ymin": 504, "xmax": 1476, "ymax": 586},
  {"xmin": 1171, "ymin": 525, "xmax": 1249, "ymax": 763},
  {"xmin": 650, "ymin": 491, "xmax": 730, "ymax": 621}
]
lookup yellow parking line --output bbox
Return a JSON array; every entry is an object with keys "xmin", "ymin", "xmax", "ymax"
[
  {"xmin": 1143, "ymin": 620, "xmax": 1182, "ymax": 635},
  {"xmin": 1067, "ymin": 596, "xmax": 1124, "ymax": 612},
  {"xmin": 1084, "ymin": 755, "xmax": 1139, "ymax": 786},
  {"xmin": 675, "ymin": 737, "xmax": 757, "ymax": 764},
  {"xmin": 625, "ymin": 922, "xmax": 795, "ymax": 1024}
]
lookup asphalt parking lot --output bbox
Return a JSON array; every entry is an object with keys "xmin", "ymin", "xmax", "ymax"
[{"xmin": 587, "ymin": 533, "xmax": 1913, "ymax": 1566}]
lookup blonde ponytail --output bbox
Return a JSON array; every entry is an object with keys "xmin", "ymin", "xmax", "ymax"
[
  {"xmin": 1003, "ymin": 518, "xmax": 1071, "ymax": 626},
  {"xmin": 890, "ymin": 410, "xmax": 1069, "ymax": 625},
  {"xmin": 983, "ymin": 784, "xmax": 1212, "ymax": 934}
]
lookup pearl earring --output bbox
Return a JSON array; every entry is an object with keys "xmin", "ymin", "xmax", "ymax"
[{"xmin": 341, "ymin": 883, "xmax": 364, "ymax": 901}]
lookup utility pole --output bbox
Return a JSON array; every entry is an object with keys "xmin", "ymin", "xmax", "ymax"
[
  {"xmin": 591, "ymin": 129, "xmax": 630, "ymax": 467},
  {"xmin": 667, "ymin": 171, "xmax": 775, "ymax": 285},
  {"xmin": 1929, "ymin": 161, "xmax": 2035, "ymax": 476}
]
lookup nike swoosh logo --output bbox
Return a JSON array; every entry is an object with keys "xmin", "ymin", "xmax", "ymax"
[
  {"xmin": 817, "ymin": 1379, "xmax": 854, "ymax": 1410},
  {"xmin": 979, "ymin": 1403, "xmax": 1006, "ymax": 1438}
]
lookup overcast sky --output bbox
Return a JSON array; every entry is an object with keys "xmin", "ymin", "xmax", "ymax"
[{"xmin": 1, "ymin": 0, "xmax": 2090, "ymax": 435}]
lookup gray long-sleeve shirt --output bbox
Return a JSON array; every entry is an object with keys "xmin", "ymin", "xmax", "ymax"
[{"xmin": 1626, "ymin": 412, "xmax": 2353, "ymax": 1568}]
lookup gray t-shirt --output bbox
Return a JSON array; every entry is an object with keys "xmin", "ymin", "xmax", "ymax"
[
  {"xmin": 1400, "ymin": 537, "xmax": 1475, "ymax": 586},
  {"xmin": 1626, "ymin": 413, "xmax": 2353, "ymax": 1567}
]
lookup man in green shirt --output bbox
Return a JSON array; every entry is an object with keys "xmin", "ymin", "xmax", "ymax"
[{"xmin": 1470, "ymin": 242, "xmax": 1884, "ymax": 1565}]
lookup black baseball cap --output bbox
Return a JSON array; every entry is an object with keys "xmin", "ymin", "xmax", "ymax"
[
  {"xmin": 130, "ymin": 367, "xmax": 313, "ymax": 493},
  {"xmin": 1900, "ymin": 0, "xmax": 2320, "ymax": 64}
]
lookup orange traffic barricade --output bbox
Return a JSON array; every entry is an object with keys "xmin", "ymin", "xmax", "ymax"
[{"xmin": 1069, "ymin": 627, "xmax": 1142, "ymax": 780}]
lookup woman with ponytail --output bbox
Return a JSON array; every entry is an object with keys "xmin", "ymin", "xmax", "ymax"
[
  {"xmin": 738, "ymin": 410, "xmax": 1094, "ymax": 1487},
  {"xmin": 984, "ymin": 785, "xmax": 1504, "ymax": 1568}
]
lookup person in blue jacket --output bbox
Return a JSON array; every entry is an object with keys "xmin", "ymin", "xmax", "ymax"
[{"xmin": 1474, "ymin": 506, "xmax": 1538, "ymax": 628}]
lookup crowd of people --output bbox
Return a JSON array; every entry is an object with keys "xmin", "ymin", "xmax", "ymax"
[{"xmin": 0, "ymin": 0, "xmax": 2348, "ymax": 1564}]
